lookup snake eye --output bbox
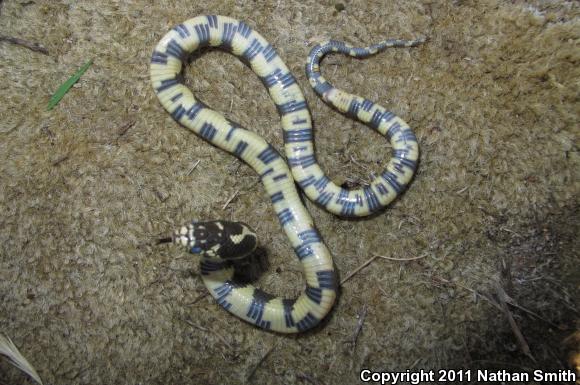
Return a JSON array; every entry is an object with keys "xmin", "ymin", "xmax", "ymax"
[{"xmin": 190, "ymin": 246, "xmax": 202, "ymax": 254}]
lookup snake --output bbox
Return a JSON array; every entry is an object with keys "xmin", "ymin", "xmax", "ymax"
[{"xmin": 150, "ymin": 15, "xmax": 423, "ymax": 333}]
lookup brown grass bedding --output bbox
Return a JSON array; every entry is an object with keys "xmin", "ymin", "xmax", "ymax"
[{"xmin": 0, "ymin": 1, "xmax": 578, "ymax": 384}]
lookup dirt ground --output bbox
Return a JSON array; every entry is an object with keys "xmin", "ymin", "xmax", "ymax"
[{"xmin": 0, "ymin": 0, "xmax": 578, "ymax": 384}]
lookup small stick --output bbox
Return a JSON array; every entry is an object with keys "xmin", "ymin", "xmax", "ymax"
[
  {"xmin": 187, "ymin": 292, "xmax": 209, "ymax": 305},
  {"xmin": 433, "ymin": 275, "xmax": 563, "ymax": 329},
  {"xmin": 409, "ymin": 357, "xmax": 421, "ymax": 369},
  {"xmin": 340, "ymin": 255, "xmax": 378, "ymax": 286},
  {"xmin": 433, "ymin": 275, "xmax": 503, "ymax": 311},
  {"xmin": 495, "ymin": 284, "xmax": 536, "ymax": 362},
  {"xmin": 500, "ymin": 226, "xmax": 521, "ymax": 237},
  {"xmin": 246, "ymin": 345, "xmax": 275, "ymax": 382},
  {"xmin": 373, "ymin": 253, "xmax": 428, "ymax": 262},
  {"xmin": 346, "ymin": 304, "xmax": 367, "ymax": 350},
  {"xmin": 182, "ymin": 319, "xmax": 233, "ymax": 350},
  {"xmin": 340, "ymin": 253, "xmax": 426, "ymax": 286},
  {"xmin": 52, "ymin": 154, "xmax": 69, "ymax": 166},
  {"xmin": 0, "ymin": 35, "xmax": 49, "ymax": 55},
  {"xmin": 222, "ymin": 190, "xmax": 239, "ymax": 210},
  {"xmin": 117, "ymin": 120, "xmax": 135, "ymax": 137},
  {"xmin": 186, "ymin": 159, "xmax": 201, "ymax": 176},
  {"xmin": 508, "ymin": 301, "xmax": 567, "ymax": 330}
]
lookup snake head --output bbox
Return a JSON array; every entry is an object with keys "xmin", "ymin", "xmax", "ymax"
[{"xmin": 167, "ymin": 220, "xmax": 258, "ymax": 261}]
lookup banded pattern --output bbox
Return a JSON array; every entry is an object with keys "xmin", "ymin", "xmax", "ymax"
[
  {"xmin": 151, "ymin": 15, "xmax": 423, "ymax": 333},
  {"xmin": 302, "ymin": 37, "xmax": 424, "ymax": 216}
]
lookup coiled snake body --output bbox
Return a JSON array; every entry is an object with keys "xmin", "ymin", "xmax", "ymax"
[{"xmin": 151, "ymin": 15, "xmax": 423, "ymax": 333}]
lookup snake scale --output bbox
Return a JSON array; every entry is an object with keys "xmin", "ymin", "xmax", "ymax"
[{"xmin": 151, "ymin": 15, "xmax": 423, "ymax": 333}]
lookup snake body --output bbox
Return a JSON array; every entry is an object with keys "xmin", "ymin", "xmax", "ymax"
[{"xmin": 150, "ymin": 15, "xmax": 422, "ymax": 333}]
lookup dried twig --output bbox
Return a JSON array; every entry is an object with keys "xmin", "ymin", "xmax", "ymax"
[
  {"xmin": 246, "ymin": 345, "xmax": 275, "ymax": 382},
  {"xmin": 346, "ymin": 304, "xmax": 367, "ymax": 351},
  {"xmin": 117, "ymin": 120, "xmax": 135, "ymax": 138},
  {"xmin": 186, "ymin": 159, "xmax": 201, "ymax": 176},
  {"xmin": 51, "ymin": 154, "xmax": 69, "ymax": 166},
  {"xmin": 341, "ymin": 253, "xmax": 427, "ymax": 286},
  {"xmin": 495, "ymin": 284, "xmax": 536, "ymax": 362},
  {"xmin": 409, "ymin": 357, "xmax": 421, "ymax": 369},
  {"xmin": 501, "ymin": 293, "xmax": 562, "ymax": 328},
  {"xmin": 222, "ymin": 190, "xmax": 239, "ymax": 209},
  {"xmin": 182, "ymin": 319, "xmax": 233, "ymax": 350},
  {"xmin": 500, "ymin": 226, "xmax": 521, "ymax": 237},
  {"xmin": 0, "ymin": 34, "xmax": 49, "ymax": 54},
  {"xmin": 373, "ymin": 253, "xmax": 428, "ymax": 262},
  {"xmin": 187, "ymin": 291, "xmax": 209, "ymax": 305},
  {"xmin": 432, "ymin": 275, "xmax": 563, "ymax": 329},
  {"xmin": 431, "ymin": 275, "xmax": 537, "ymax": 361},
  {"xmin": 340, "ymin": 255, "xmax": 378, "ymax": 286}
]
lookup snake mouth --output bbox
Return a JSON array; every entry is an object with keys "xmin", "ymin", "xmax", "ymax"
[
  {"xmin": 156, "ymin": 236, "xmax": 174, "ymax": 245},
  {"xmin": 156, "ymin": 231, "xmax": 191, "ymax": 247}
]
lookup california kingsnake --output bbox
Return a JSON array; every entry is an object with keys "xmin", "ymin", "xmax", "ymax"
[{"xmin": 151, "ymin": 15, "xmax": 423, "ymax": 333}]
